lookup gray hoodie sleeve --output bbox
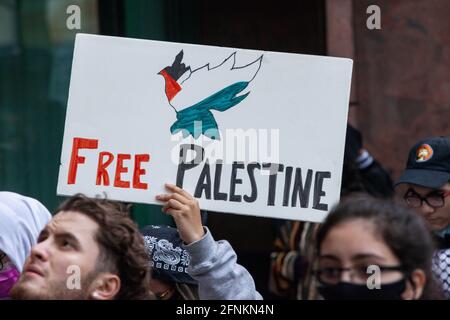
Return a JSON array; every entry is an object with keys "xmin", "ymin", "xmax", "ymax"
[{"xmin": 183, "ymin": 227, "xmax": 263, "ymax": 300}]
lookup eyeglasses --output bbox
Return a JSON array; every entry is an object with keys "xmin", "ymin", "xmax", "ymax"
[
  {"xmin": 314, "ymin": 265, "xmax": 404, "ymax": 285},
  {"xmin": 403, "ymin": 188, "xmax": 450, "ymax": 208}
]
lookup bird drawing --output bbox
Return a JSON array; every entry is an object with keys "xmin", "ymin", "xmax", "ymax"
[{"xmin": 158, "ymin": 50, "xmax": 263, "ymax": 140}]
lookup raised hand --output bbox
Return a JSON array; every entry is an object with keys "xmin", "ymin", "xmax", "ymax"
[{"xmin": 155, "ymin": 183, "xmax": 205, "ymax": 244}]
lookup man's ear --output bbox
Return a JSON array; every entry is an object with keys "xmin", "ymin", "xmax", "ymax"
[
  {"xmin": 402, "ymin": 269, "xmax": 426, "ymax": 300},
  {"xmin": 88, "ymin": 273, "xmax": 121, "ymax": 300}
]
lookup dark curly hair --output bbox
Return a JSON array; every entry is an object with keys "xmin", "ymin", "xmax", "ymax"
[
  {"xmin": 316, "ymin": 196, "xmax": 444, "ymax": 300},
  {"xmin": 56, "ymin": 194, "xmax": 151, "ymax": 300}
]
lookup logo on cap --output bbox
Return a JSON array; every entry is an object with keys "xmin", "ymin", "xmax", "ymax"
[{"xmin": 416, "ymin": 144, "xmax": 433, "ymax": 162}]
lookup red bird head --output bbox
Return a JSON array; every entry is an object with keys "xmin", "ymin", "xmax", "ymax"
[{"xmin": 158, "ymin": 50, "xmax": 190, "ymax": 102}]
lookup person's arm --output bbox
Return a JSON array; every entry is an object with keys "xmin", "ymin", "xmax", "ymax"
[
  {"xmin": 156, "ymin": 183, "xmax": 262, "ymax": 300},
  {"xmin": 183, "ymin": 226, "xmax": 262, "ymax": 300}
]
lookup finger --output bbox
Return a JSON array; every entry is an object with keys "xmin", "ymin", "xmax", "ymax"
[
  {"xmin": 162, "ymin": 203, "xmax": 175, "ymax": 213},
  {"xmin": 156, "ymin": 192, "xmax": 189, "ymax": 205},
  {"xmin": 164, "ymin": 198, "xmax": 184, "ymax": 210},
  {"xmin": 165, "ymin": 183, "xmax": 193, "ymax": 200},
  {"xmin": 163, "ymin": 208, "xmax": 183, "ymax": 217},
  {"xmin": 156, "ymin": 193, "xmax": 171, "ymax": 202}
]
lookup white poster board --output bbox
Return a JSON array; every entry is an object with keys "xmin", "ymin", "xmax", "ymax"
[{"xmin": 57, "ymin": 34, "xmax": 352, "ymax": 222}]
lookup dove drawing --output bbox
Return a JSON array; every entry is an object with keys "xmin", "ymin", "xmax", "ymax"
[{"xmin": 158, "ymin": 50, "xmax": 263, "ymax": 140}]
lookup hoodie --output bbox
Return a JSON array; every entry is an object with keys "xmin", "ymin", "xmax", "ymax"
[
  {"xmin": 183, "ymin": 227, "xmax": 262, "ymax": 300},
  {"xmin": 0, "ymin": 192, "xmax": 52, "ymax": 272}
]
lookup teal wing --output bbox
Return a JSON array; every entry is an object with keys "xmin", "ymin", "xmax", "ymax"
[
  {"xmin": 170, "ymin": 110, "xmax": 220, "ymax": 139},
  {"xmin": 170, "ymin": 81, "xmax": 250, "ymax": 140},
  {"xmin": 197, "ymin": 81, "xmax": 250, "ymax": 112}
]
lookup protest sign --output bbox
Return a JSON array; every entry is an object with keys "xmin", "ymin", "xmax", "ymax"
[{"xmin": 57, "ymin": 34, "xmax": 352, "ymax": 222}]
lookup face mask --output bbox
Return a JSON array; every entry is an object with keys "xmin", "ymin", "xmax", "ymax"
[
  {"xmin": 317, "ymin": 278, "xmax": 407, "ymax": 300},
  {"xmin": 0, "ymin": 266, "xmax": 20, "ymax": 299}
]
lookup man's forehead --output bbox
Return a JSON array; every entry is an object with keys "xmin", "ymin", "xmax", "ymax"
[{"xmin": 46, "ymin": 211, "xmax": 99, "ymax": 234}]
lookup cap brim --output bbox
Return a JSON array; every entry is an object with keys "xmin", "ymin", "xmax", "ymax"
[
  {"xmin": 152, "ymin": 268, "xmax": 198, "ymax": 285},
  {"xmin": 395, "ymin": 168, "xmax": 450, "ymax": 189}
]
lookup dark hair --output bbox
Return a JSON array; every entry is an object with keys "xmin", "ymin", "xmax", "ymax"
[
  {"xmin": 56, "ymin": 194, "xmax": 151, "ymax": 300},
  {"xmin": 316, "ymin": 196, "xmax": 443, "ymax": 299}
]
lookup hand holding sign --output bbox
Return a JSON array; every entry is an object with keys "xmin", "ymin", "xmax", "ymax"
[{"xmin": 156, "ymin": 183, "xmax": 205, "ymax": 244}]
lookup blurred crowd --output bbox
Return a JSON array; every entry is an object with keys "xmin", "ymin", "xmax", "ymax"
[{"xmin": 1, "ymin": 126, "xmax": 449, "ymax": 300}]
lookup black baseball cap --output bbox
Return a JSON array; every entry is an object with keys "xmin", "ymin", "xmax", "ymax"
[{"xmin": 396, "ymin": 136, "xmax": 450, "ymax": 189}]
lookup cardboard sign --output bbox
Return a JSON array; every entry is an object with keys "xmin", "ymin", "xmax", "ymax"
[{"xmin": 57, "ymin": 34, "xmax": 352, "ymax": 222}]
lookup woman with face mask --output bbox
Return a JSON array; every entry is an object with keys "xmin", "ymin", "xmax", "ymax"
[
  {"xmin": 314, "ymin": 196, "xmax": 445, "ymax": 300},
  {"xmin": 0, "ymin": 192, "xmax": 51, "ymax": 299}
]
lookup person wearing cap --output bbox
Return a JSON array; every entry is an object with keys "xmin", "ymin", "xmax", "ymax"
[
  {"xmin": 396, "ymin": 136, "xmax": 450, "ymax": 298},
  {"xmin": 156, "ymin": 183, "xmax": 263, "ymax": 300},
  {"xmin": 141, "ymin": 225, "xmax": 199, "ymax": 300},
  {"xmin": 396, "ymin": 137, "xmax": 450, "ymax": 244}
]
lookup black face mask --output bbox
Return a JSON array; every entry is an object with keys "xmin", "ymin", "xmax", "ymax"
[{"xmin": 317, "ymin": 278, "xmax": 407, "ymax": 300}]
